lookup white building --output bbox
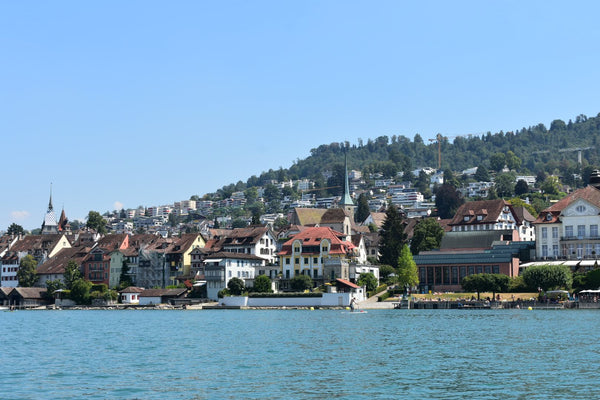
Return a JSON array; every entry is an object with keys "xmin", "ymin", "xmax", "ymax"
[
  {"xmin": 534, "ymin": 185, "xmax": 600, "ymax": 260},
  {"xmin": 204, "ymin": 252, "xmax": 266, "ymax": 300}
]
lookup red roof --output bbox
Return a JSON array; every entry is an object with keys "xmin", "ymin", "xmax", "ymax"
[
  {"xmin": 336, "ymin": 278, "xmax": 360, "ymax": 289},
  {"xmin": 278, "ymin": 226, "xmax": 350, "ymax": 256}
]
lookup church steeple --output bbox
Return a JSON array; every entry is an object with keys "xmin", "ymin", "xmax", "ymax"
[
  {"xmin": 41, "ymin": 184, "xmax": 59, "ymax": 234},
  {"xmin": 339, "ymin": 148, "xmax": 355, "ymax": 218}
]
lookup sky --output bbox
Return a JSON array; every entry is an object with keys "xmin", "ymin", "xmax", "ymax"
[{"xmin": 2, "ymin": 1, "xmax": 600, "ymax": 230}]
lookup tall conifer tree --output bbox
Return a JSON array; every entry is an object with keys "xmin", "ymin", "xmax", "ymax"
[{"xmin": 378, "ymin": 204, "xmax": 407, "ymax": 269}]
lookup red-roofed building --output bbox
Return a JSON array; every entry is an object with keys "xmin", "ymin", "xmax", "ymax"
[
  {"xmin": 278, "ymin": 226, "xmax": 353, "ymax": 287},
  {"xmin": 533, "ymin": 185, "xmax": 600, "ymax": 262}
]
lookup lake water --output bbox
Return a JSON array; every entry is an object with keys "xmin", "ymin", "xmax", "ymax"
[{"xmin": 1, "ymin": 308, "xmax": 599, "ymax": 399}]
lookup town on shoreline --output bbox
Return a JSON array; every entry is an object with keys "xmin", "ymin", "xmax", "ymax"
[{"xmin": 3, "ymin": 165, "xmax": 600, "ymax": 311}]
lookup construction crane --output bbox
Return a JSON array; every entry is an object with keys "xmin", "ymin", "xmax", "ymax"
[
  {"xmin": 428, "ymin": 133, "xmax": 445, "ymax": 170},
  {"xmin": 533, "ymin": 146, "xmax": 594, "ymax": 165},
  {"xmin": 558, "ymin": 146, "xmax": 594, "ymax": 165},
  {"xmin": 428, "ymin": 132, "xmax": 483, "ymax": 170}
]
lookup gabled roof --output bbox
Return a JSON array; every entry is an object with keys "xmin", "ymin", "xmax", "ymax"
[
  {"xmin": 10, "ymin": 287, "xmax": 47, "ymax": 300},
  {"xmin": 279, "ymin": 226, "xmax": 351, "ymax": 256},
  {"xmin": 2, "ymin": 234, "xmax": 68, "ymax": 260},
  {"xmin": 320, "ymin": 208, "xmax": 349, "ymax": 224},
  {"xmin": 293, "ymin": 208, "xmax": 327, "ymax": 226},
  {"xmin": 449, "ymin": 199, "xmax": 518, "ymax": 226},
  {"xmin": 547, "ymin": 185, "xmax": 600, "ymax": 212},
  {"xmin": 534, "ymin": 186, "xmax": 600, "ymax": 224},
  {"xmin": 512, "ymin": 206, "xmax": 536, "ymax": 223},
  {"xmin": 208, "ymin": 226, "xmax": 270, "ymax": 252},
  {"xmin": 36, "ymin": 246, "xmax": 89, "ymax": 275},
  {"xmin": 364, "ymin": 212, "xmax": 387, "ymax": 228},
  {"xmin": 97, "ymin": 234, "xmax": 129, "ymax": 251}
]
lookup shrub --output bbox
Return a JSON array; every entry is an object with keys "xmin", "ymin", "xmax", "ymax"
[
  {"xmin": 378, "ymin": 292, "xmax": 391, "ymax": 302},
  {"xmin": 218, "ymin": 289, "xmax": 231, "ymax": 298},
  {"xmin": 290, "ymin": 275, "xmax": 313, "ymax": 291}
]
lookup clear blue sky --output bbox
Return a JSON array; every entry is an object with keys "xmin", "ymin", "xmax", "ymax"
[{"xmin": 2, "ymin": 1, "xmax": 599, "ymax": 230}]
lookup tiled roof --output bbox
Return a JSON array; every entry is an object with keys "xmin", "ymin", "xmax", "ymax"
[
  {"xmin": 534, "ymin": 186, "xmax": 600, "ymax": 224},
  {"xmin": 279, "ymin": 226, "xmax": 350, "ymax": 256},
  {"xmin": 449, "ymin": 199, "xmax": 516, "ymax": 226},
  {"xmin": 320, "ymin": 208, "xmax": 349, "ymax": 223},
  {"xmin": 3, "ymin": 234, "xmax": 66, "ymax": 255},
  {"xmin": 366, "ymin": 212, "xmax": 387, "ymax": 228},
  {"xmin": 336, "ymin": 278, "xmax": 360, "ymax": 289},
  {"xmin": 97, "ymin": 234, "xmax": 128, "ymax": 250},
  {"xmin": 139, "ymin": 288, "xmax": 187, "ymax": 298},
  {"xmin": 293, "ymin": 208, "xmax": 327, "ymax": 226},
  {"xmin": 11, "ymin": 287, "xmax": 47, "ymax": 299},
  {"xmin": 37, "ymin": 246, "xmax": 89, "ymax": 275},
  {"xmin": 119, "ymin": 286, "xmax": 145, "ymax": 293}
]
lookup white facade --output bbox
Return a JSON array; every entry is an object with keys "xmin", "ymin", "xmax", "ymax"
[
  {"xmin": 536, "ymin": 198, "xmax": 600, "ymax": 259},
  {"xmin": 205, "ymin": 255, "xmax": 265, "ymax": 300}
]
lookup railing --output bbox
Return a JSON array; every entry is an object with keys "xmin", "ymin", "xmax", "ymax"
[{"xmin": 561, "ymin": 235, "xmax": 600, "ymax": 241}]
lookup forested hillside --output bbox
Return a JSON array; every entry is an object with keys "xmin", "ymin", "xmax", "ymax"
[{"xmin": 216, "ymin": 112, "xmax": 600, "ymax": 197}]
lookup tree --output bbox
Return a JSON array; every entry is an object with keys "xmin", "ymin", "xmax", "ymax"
[
  {"xmin": 358, "ymin": 272, "xmax": 378, "ymax": 292},
  {"xmin": 70, "ymin": 279, "xmax": 93, "ymax": 304},
  {"xmin": 378, "ymin": 265, "xmax": 396, "ymax": 283},
  {"xmin": 541, "ymin": 176, "xmax": 561, "ymax": 195},
  {"xmin": 410, "ymin": 218, "xmax": 444, "ymax": 255},
  {"xmin": 494, "ymin": 173, "xmax": 516, "ymax": 198},
  {"xmin": 231, "ymin": 218, "xmax": 248, "ymax": 228},
  {"xmin": 44, "ymin": 279, "xmax": 65, "ymax": 301},
  {"xmin": 355, "ymin": 193, "xmax": 370, "ymax": 224},
  {"xmin": 17, "ymin": 255, "xmax": 38, "ymax": 287},
  {"xmin": 461, "ymin": 274, "xmax": 492, "ymax": 300},
  {"xmin": 489, "ymin": 152, "xmax": 506, "ymax": 172},
  {"xmin": 252, "ymin": 275, "xmax": 272, "ymax": 293},
  {"xmin": 86, "ymin": 211, "xmax": 107, "ymax": 234},
  {"xmin": 514, "ymin": 179, "xmax": 530, "ymax": 196},
  {"xmin": 508, "ymin": 198, "xmax": 537, "ymax": 217},
  {"xmin": 474, "ymin": 164, "xmax": 491, "ymax": 182},
  {"xmin": 290, "ymin": 275, "xmax": 313, "ymax": 291},
  {"xmin": 378, "ymin": 204, "xmax": 407, "ymax": 269},
  {"xmin": 63, "ymin": 260, "xmax": 82, "ymax": 290},
  {"xmin": 119, "ymin": 260, "xmax": 133, "ymax": 289},
  {"xmin": 522, "ymin": 264, "xmax": 572, "ymax": 292},
  {"xmin": 443, "ymin": 169, "xmax": 459, "ymax": 188},
  {"xmin": 435, "ymin": 184, "xmax": 463, "ymax": 219},
  {"xmin": 7, "ymin": 223, "xmax": 25, "ymax": 236},
  {"xmin": 227, "ymin": 277, "xmax": 245, "ymax": 295},
  {"xmin": 505, "ymin": 151, "xmax": 521, "ymax": 171},
  {"xmin": 396, "ymin": 245, "xmax": 419, "ymax": 289}
]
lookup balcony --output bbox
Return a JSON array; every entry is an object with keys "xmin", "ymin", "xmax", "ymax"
[{"xmin": 560, "ymin": 236, "xmax": 600, "ymax": 241}]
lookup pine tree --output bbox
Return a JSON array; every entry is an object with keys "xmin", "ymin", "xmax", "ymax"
[
  {"xmin": 355, "ymin": 193, "xmax": 370, "ymax": 223},
  {"xmin": 378, "ymin": 204, "xmax": 407, "ymax": 269}
]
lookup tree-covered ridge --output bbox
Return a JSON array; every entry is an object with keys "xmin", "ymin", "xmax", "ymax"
[{"xmin": 231, "ymin": 112, "xmax": 600, "ymax": 194}]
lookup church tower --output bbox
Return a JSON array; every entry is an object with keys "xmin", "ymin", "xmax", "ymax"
[
  {"xmin": 339, "ymin": 150, "xmax": 355, "ymax": 219},
  {"xmin": 41, "ymin": 186, "xmax": 59, "ymax": 234}
]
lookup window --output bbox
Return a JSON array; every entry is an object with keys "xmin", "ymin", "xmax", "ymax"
[
  {"xmin": 552, "ymin": 245, "xmax": 559, "ymax": 257},
  {"xmin": 565, "ymin": 226, "xmax": 573, "ymax": 238},
  {"xmin": 578, "ymin": 225, "xmax": 585, "ymax": 238},
  {"xmin": 591, "ymin": 225, "xmax": 598, "ymax": 238},
  {"xmin": 304, "ymin": 257, "xmax": 309, "ymax": 264},
  {"xmin": 552, "ymin": 227, "xmax": 559, "ymax": 239},
  {"xmin": 542, "ymin": 245, "xmax": 548, "ymax": 257},
  {"xmin": 577, "ymin": 244, "xmax": 583, "ymax": 258},
  {"xmin": 586, "ymin": 244, "xmax": 593, "ymax": 256},
  {"xmin": 313, "ymin": 257, "xmax": 318, "ymax": 264},
  {"xmin": 576, "ymin": 205, "xmax": 586, "ymax": 213},
  {"xmin": 294, "ymin": 258, "xmax": 299, "ymax": 265},
  {"xmin": 285, "ymin": 258, "xmax": 290, "ymax": 265},
  {"xmin": 541, "ymin": 227, "xmax": 547, "ymax": 239}
]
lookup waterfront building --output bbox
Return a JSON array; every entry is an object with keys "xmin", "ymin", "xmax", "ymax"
[
  {"xmin": 203, "ymin": 252, "xmax": 266, "ymax": 300},
  {"xmin": 533, "ymin": 185, "xmax": 600, "ymax": 262}
]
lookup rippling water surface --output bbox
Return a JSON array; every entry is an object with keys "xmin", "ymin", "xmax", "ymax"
[{"xmin": 1, "ymin": 309, "xmax": 599, "ymax": 399}]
